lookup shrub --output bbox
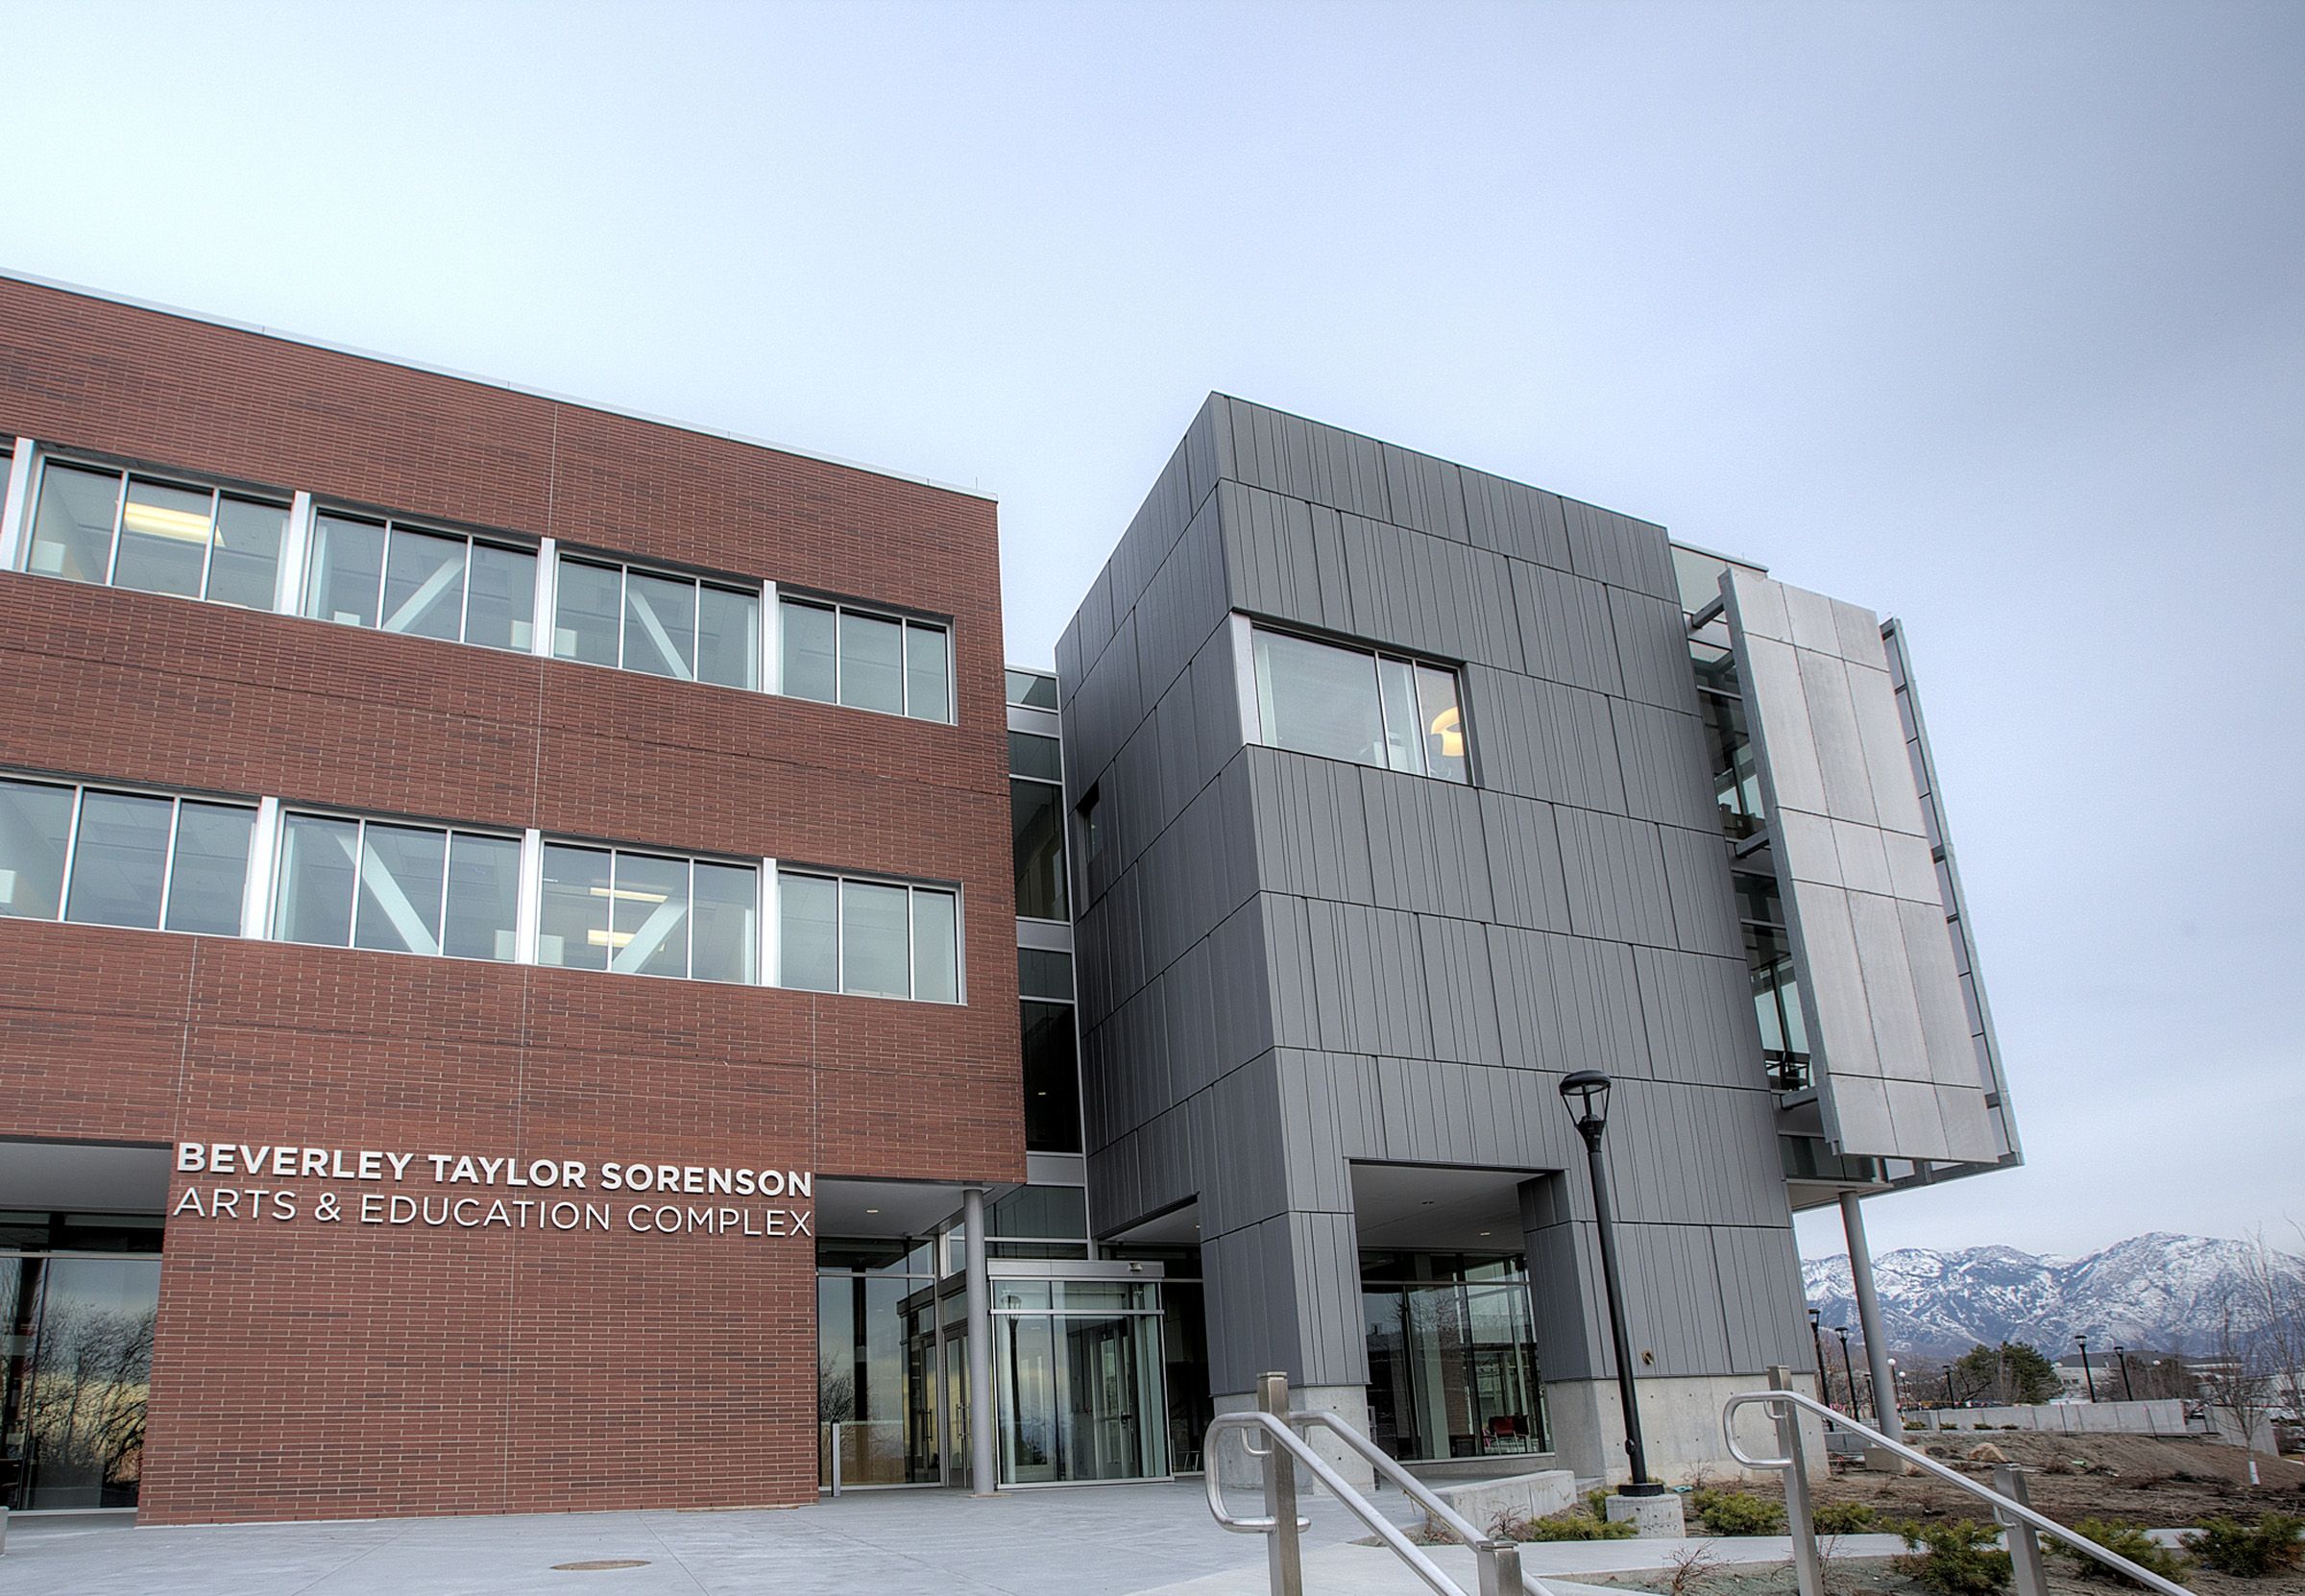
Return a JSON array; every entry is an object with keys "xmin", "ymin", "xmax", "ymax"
[
  {"xmin": 2002, "ymin": 1424, "xmax": 2020, "ymax": 1431},
  {"xmin": 1907, "ymin": 1420, "xmax": 1932, "ymax": 1432},
  {"xmin": 2186, "ymin": 1513, "xmax": 2305, "ymax": 1578},
  {"xmin": 1896, "ymin": 1519, "xmax": 2014, "ymax": 1595},
  {"xmin": 2053, "ymin": 1518, "xmax": 2187, "ymax": 1586},
  {"xmin": 1813, "ymin": 1500, "xmax": 1878, "ymax": 1536},
  {"xmin": 1689, "ymin": 1487, "xmax": 1784, "ymax": 1536},
  {"xmin": 1495, "ymin": 1507, "xmax": 1637, "ymax": 1541}
]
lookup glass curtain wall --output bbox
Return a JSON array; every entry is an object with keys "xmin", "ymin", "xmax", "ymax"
[
  {"xmin": 991, "ymin": 1279, "xmax": 1166, "ymax": 1485},
  {"xmin": 816, "ymin": 1240, "xmax": 939, "ymax": 1487},
  {"xmin": 1361, "ymin": 1252, "xmax": 1546, "ymax": 1462},
  {"xmin": 1104, "ymin": 1244, "xmax": 1213, "ymax": 1473},
  {"xmin": 1, "ymin": 1215, "xmax": 163, "ymax": 1510}
]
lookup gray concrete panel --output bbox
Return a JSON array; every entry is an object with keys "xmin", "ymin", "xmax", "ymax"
[
  {"xmin": 1847, "ymin": 889, "xmax": 1931, "ymax": 1081},
  {"xmin": 1792, "ymin": 647, "xmax": 1878, "ymax": 826}
]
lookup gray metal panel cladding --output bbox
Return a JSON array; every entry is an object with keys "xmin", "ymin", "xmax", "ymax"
[
  {"xmin": 1480, "ymin": 790, "xmax": 1572, "ymax": 932},
  {"xmin": 1515, "ymin": 559, "xmax": 1624, "ymax": 695},
  {"xmin": 1633, "ymin": 946, "xmax": 1763, "ymax": 1088},
  {"xmin": 1723, "ymin": 568, "xmax": 2001, "ymax": 1165}
]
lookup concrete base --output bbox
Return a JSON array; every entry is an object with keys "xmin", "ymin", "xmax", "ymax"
[
  {"xmin": 1863, "ymin": 1446, "xmax": 1915, "ymax": 1474},
  {"xmin": 1432, "ymin": 1469, "xmax": 1578, "ymax": 1535},
  {"xmin": 1544, "ymin": 1372, "xmax": 1831, "ymax": 1488},
  {"xmin": 1605, "ymin": 1492, "xmax": 1686, "ymax": 1538},
  {"xmin": 1211, "ymin": 1384, "xmax": 1376, "ymax": 1493}
]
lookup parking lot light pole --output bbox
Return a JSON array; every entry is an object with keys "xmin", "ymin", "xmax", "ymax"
[{"xmin": 2076, "ymin": 1337, "xmax": 2098, "ymax": 1402}]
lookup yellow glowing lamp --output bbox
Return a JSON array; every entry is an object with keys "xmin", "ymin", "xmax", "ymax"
[
  {"xmin": 120, "ymin": 500, "xmax": 216, "ymax": 544},
  {"xmin": 1428, "ymin": 705, "xmax": 1464, "ymax": 758}
]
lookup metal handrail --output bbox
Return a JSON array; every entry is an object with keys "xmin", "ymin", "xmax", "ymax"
[
  {"xmin": 1723, "ymin": 1386, "xmax": 2193, "ymax": 1596},
  {"xmin": 1206, "ymin": 1409, "xmax": 1541, "ymax": 1596}
]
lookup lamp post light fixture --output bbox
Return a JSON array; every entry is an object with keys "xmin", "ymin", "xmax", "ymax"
[
  {"xmin": 2076, "ymin": 1336, "xmax": 2098, "ymax": 1402},
  {"xmin": 1558, "ymin": 1070, "xmax": 1662, "ymax": 1496},
  {"xmin": 1832, "ymin": 1324, "xmax": 1862, "ymax": 1417},
  {"xmin": 1808, "ymin": 1308, "xmax": 1834, "ymax": 1429},
  {"xmin": 2114, "ymin": 1344, "xmax": 2136, "ymax": 1402}
]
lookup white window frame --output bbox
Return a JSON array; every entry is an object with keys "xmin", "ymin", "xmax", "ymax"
[
  {"xmin": 304, "ymin": 508, "xmax": 542, "ymax": 652},
  {"xmin": 549, "ymin": 549, "xmax": 764, "ymax": 689},
  {"xmin": 775, "ymin": 593, "xmax": 954, "ymax": 723},
  {"xmin": 0, "ymin": 773, "xmax": 260, "ymax": 935},
  {"xmin": 773, "ymin": 867, "xmax": 963, "ymax": 1003}
]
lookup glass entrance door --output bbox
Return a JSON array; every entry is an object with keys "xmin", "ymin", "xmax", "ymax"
[
  {"xmin": 990, "ymin": 1278, "xmax": 1167, "ymax": 1484},
  {"xmin": 2, "ymin": 1252, "xmax": 161, "ymax": 1510}
]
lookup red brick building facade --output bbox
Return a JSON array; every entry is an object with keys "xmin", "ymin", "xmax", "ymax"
[{"xmin": 0, "ymin": 276, "xmax": 1024, "ymax": 1521}]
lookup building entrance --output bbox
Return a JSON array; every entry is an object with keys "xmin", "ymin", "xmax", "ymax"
[
  {"xmin": 1361, "ymin": 1250, "xmax": 1546, "ymax": 1463},
  {"xmin": 990, "ymin": 1275, "xmax": 1165, "ymax": 1483},
  {"xmin": 1, "ymin": 1215, "xmax": 163, "ymax": 1510}
]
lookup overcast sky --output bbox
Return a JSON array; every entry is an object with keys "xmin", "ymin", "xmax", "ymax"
[{"xmin": 2, "ymin": 1, "xmax": 2296, "ymax": 1266}]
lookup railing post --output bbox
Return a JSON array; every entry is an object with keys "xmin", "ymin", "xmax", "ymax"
[
  {"xmin": 1259, "ymin": 1372, "xmax": 1304, "ymax": 1596},
  {"xmin": 830, "ymin": 1420, "xmax": 842, "ymax": 1496},
  {"xmin": 1479, "ymin": 1537, "xmax": 1526, "ymax": 1596},
  {"xmin": 1770, "ymin": 1366, "xmax": 1824, "ymax": 1596},
  {"xmin": 1995, "ymin": 1464, "xmax": 2050, "ymax": 1596}
]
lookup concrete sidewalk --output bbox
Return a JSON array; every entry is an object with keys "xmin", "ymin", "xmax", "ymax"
[{"xmin": 0, "ymin": 1487, "xmax": 1915, "ymax": 1596}]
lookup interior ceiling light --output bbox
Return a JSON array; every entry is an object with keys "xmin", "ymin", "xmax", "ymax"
[
  {"xmin": 586, "ymin": 930, "xmax": 637, "ymax": 948},
  {"xmin": 121, "ymin": 501, "xmax": 215, "ymax": 543},
  {"xmin": 1429, "ymin": 706, "xmax": 1464, "ymax": 758},
  {"xmin": 590, "ymin": 886, "xmax": 669, "ymax": 904}
]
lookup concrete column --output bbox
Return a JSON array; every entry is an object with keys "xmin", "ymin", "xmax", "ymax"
[
  {"xmin": 963, "ymin": 1187, "xmax": 999, "ymax": 1494},
  {"xmin": 1839, "ymin": 1192, "xmax": 1901, "ymax": 1436}
]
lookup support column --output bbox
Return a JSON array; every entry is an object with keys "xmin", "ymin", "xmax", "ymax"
[
  {"xmin": 1839, "ymin": 1192, "xmax": 1901, "ymax": 1436},
  {"xmin": 963, "ymin": 1187, "xmax": 999, "ymax": 1495}
]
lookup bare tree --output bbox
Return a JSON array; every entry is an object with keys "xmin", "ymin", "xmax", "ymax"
[
  {"xmin": 2236, "ymin": 1224, "xmax": 2305, "ymax": 1420},
  {"xmin": 2202, "ymin": 1305, "xmax": 2278, "ymax": 1459}
]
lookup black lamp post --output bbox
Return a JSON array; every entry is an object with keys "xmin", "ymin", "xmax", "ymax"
[
  {"xmin": 2076, "ymin": 1337, "xmax": 2098, "ymax": 1402},
  {"xmin": 1832, "ymin": 1325, "xmax": 1859, "ymax": 1417},
  {"xmin": 2114, "ymin": 1344, "xmax": 2135, "ymax": 1402},
  {"xmin": 1945, "ymin": 1366, "xmax": 1957, "ymax": 1407},
  {"xmin": 1808, "ymin": 1308, "xmax": 1834, "ymax": 1429},
  {"xmin": 1559, "ymin": 1070, "xmax": 1662, "ymax": 1496}
]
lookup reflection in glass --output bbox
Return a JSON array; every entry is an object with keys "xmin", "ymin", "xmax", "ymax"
[
  {"xmin": 380, "ymin": 529, "xmax": 468, "ymax": 640},
  {"xmin": 1018, "ymin": 947, "xmax": 1074, "ymax": 1001},
  {"xmin": 840, "ymin": 611, "xmax": 905, "ymax": 715},
  {"xmin": 1698, "ymin": 683, "xmax": 1763, "ymax": 839},
  {"xmin": 274, "ymin": 814, "xmax": 357, "ymax": 945},
  {"xmin": 1011, "ymin": 781, "xmax": 1067, "ymax": 923},
  {"xmin": 442, "ymin": 833, "xmax": 522, "ymax": 961},
  {"xmin": 1007, "ymin": 733, "xmax": 1062, "ymax": 783},
  {"xmin": 1415, "ymin": 665, "xmax": 1468, "ymax": 783},
  {"xmin": 691, "ymin": 860, "xmax": 759, "ymax": 983},
  {"xmin": 464, "ymin": 543, "xmax": 537, "ymax": 652},
  {"xmin": 1362, "ymin": 1252, "xmax": 1545, "ymax": 1463},
  {"xmin": 1006, "ymin": 669, "xmax": 1058, "ymax": 710},
  {"xmin": 553, "ymin": 558, "xmax": 622, "ymax": 666},
  {"xmin": 994, "ymin": 1309, "xmax": 1165, "ymax": 1484},
  {"xmin": 610, "ymin": 853, "xmax": 690, "ymax": 978},
  {"xmin": 539, "ymin": 843, "xmax": 611, "ymax": 970},
  {"xmin": 305, "ymin": 515, "xmax": 386, "ymax": 627},
  {"xmin": 780, "ymin": 873, "xmax": 839, "ymax": 991},
  {"xmin": 905, "ymin": 621, "xmax": 949, "ymax": 721},
  {"xmin": 0, "ymin": 780, "xmax": 74, "ymax": 920},
  {"xmin": 163, "ymin": 802, "xmax": 255, "ymax": 935},
  {"xmin": 781, "ymin": 599, "xmax": 837, "ymax": 702},
  {"xmin": 1376, "ymin": 657, "xmax": 1423, "ymax": 774},
  {"xmin": 1021, "ymin": 1002, "xmax": 1081, "ymax": 1152},
  {"xmin": 842, "ymin": 879, "xmax": 910, "ymax": 998},
  {"xmin": 353, "ymin": 824, "xmax": 447, "ymax": 955},
  {"xmin": 817, "ymin": 1271, "xmax": 939, "ymax": 1486},
  {"xmin": 623, "ymin": 570, "xmax": 697, "ymax": 680},
  {"xmin": 29, "ymin": 464, "xmax": 122, "ymax": 583},
  {"xmin": 111, "ymin": 480, "xmax": 213, "ymax": 598},
  {"xmin": 1254, "ymin": 629, "xmax": 1385, "ymax": 766},
  {"xmin": 206, "ymin": 497, "xmax": 288, "ymax": 612},
  {"xmin": 697, "ymin": 585, "xmax": 761, "ymax": 690},
  {"xmin": 62, "ymin": 792, "xmax": 175, "ymax": 930},
  {"xmin": 2, "ymin": 1255, "xmax": 160, "ymax": 1510}
]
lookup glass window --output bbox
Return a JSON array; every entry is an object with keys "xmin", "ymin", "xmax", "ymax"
[
  {"xmin": 1011, "ymin": 779, "xmax": 1068, "ymax": 922},
  {"xmin": 840, "ymin": 611, "xmax": 906, "ymax": 715},
  {"xmin": 779, "ymin": 872, "xmax": 839, "ymax": 991},
  {"xmin": 779, "ymin": 597, "xmax": 951, "ymax": 720},
  {"xmin": 623, "ymin": 569, "xmax": 698, "ymax": 681},
  {"xmin": 1022, "ymin": 1001, "xmax": 1082, "ymax": 1152},
  {"xmin": 305, "ymin": 514, "xmax": 387, "ymax": 627},
  {"xmin": 1006, "ymin": 669, "xmax": 1058, "ymax": 710},
  {"xmin": 779, "ymin": 872, "xmax": 958, "ymax": 1002},
  {"xmin": 442, "ymin": 833, "xmax": 522, "ymax": 961},
  {"xmin": 609, "ymin": 852, "xmax": 690, "ymax": 977},
  {"xmin": 905, "ymin": 621, "xmax": 950, "ymax": 721},
  {"xmin": 274, "ymin": 813, "xmax": 360, "ymax": 946},
  {"xmin": 987, "ymin": 1184, "xmax": 1088, "ymax": 1239},
  {"xmin": 61, "ymin": 791, "xmax": 175, "ymax": 930},
  {"xmin": 1250, "ymin": 626, "xmax": 1468, "ymax": 785},
  {"xmin": 1699, "ymin": 680, "xmax": 1763, "ymax": 840},
  {"xmin": 207, "ymin": 496, "xmax": 287, "ymax": 612},
  {"xmin": 0, "ymin": 780, "xmax": 74, "ymax": 920},
  {"xmin": 842, "ymin": 879, "xmax": 910, "ymax": 998},
  {"xmin": 1362, "ymin": 1251, "xmax": 1545, "ymax": 1463},
  {"xmin": 164, "ymin": 802, "xmax": 255, "ymax": 935},
  {"xmin": 691, "ymin": 860, "xmax": 760, "ymax": 983},
  {"xmin": 379, "ymin": 528, "xmax": 468, "ymax": 641},
  {"xmin": 539, "ymin": 843, "xmax": 611, "ymax": 970},
  {"xmin": 697, "ymin": 585, "xmax": 761, "ymax": 691},
  {"xmin": 464, "ymin": 543, "xmax": 537, "ymax": 653},
  {"xmin": 553, "ymin": 558, "xmax": 622, "ymax": 666},
  {"xmin": 911, "ymin": 887, "xmax": 958, "ymax": 1004},
  {"xmin": 26, "ymin": 463, "xmax": 120, "ymax": 583},
  {"xmin": 1008, "ymin": 733, "xmax": 1062, "ymax": 783},
  {"xmin": 111, "ymin": 479, "xmax": 214, "ymax": 599},
  {"xmin": 353, "ymin": 823, "xmax": 448, "ymax": 955},
  {"xmin": 1018, "ymin": 947, "xmax": 1074, "ymax": 1001}
]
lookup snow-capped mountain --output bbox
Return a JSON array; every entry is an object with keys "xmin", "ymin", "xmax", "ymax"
[{"xmin": 1801, "ymin": 1232, "xmax": 2298, "ymax": 1360}]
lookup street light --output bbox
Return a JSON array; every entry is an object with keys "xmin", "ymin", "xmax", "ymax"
[
  {"xmin": 2114, "ymin": 1344, "xmax": 2136, "ymax": 1402},
  {"xmin": 1832, "ymin": 1325, "xmax": 1859, "ymax": 1418},
  {"xmin": 1808, "ymin": 1308, "xmax": 1834, "ymax": 1429},
  {"xmin": 2076, "ymin": 1336, "xmax": 2098, "ymax": 1402},
  {"xmin": 1559, "ymin": 1070, "xmax": 1662, "ymax": 1496}
]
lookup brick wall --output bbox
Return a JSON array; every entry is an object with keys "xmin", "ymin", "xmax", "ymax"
[{"xmin": 0, "ymin": 277, "xmax": 1022, "ymax": 1521}]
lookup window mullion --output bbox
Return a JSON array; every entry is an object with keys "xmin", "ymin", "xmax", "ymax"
[
  {"xmin": 762, "ymin": 583, "xmax": 779, "ymax": 695},
  {"xmin": 531, "ymin": 541, "xmax": 558, "ymax": 659},
  {"xmin": 100, "ymin": 476, "xmax": 127, "ymax": 587},
  {"xmin": 0, "ymin": 440, "xmax": 35, "ymax": 571},
  {"xmin": 515, "ymin": 829, "xmax": 544, "ymax": 962},
  {"xmin": 455, "ymin": 539, "xmax": 474, "ymax": 644},
  {"xmin": 759, "ymin": 858, "xmax": 776, "ymax": 986},
  {"xmin": 276, "ymin": 493, "xmax": 314, "ymax": 616},
  {"xmin": 195, "ymin": 489, "xmax": 220, "ymax": 601},
  {"xmin": 433, "ymin": 833, "xmax": 454, "ymax": 957},
  {"xmin": 157, "ymin": 797, "xmax": 185, "ymax": 930},
  {"xmin": 242, "ymin": 797, "xmax": 281, "ymax": 939},
  {"xmin": 54, "ymin": 786, "xmax": 86, "ymax": 923},
  {"xmin": 614, "ymin": 566, "xmax": 628, "ymax": 670}
]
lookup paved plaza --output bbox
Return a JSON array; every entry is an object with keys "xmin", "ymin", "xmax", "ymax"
[{"xmin": 0, "ymin": 1485, "xmax": 1909, "ymax": 1596}]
